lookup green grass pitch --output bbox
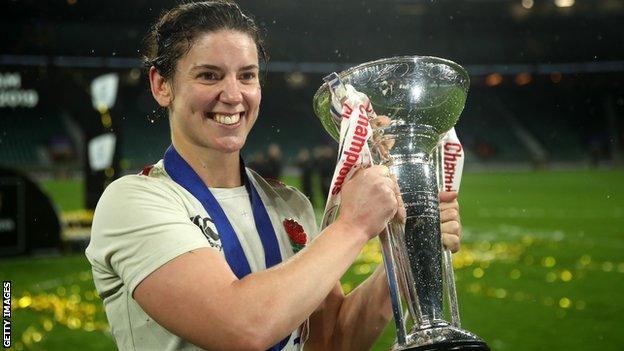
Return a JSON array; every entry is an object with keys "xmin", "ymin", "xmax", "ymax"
[{"xmin": 1, "ymin": 169, "xmax": 623, "ymax": 350}]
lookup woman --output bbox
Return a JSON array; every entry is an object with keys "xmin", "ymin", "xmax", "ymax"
[{"xmin": 86, "ymin": 1, "xmax": 462, "ymax": 350}]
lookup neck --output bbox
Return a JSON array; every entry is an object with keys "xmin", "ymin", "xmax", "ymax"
[{"xmin": 172, "ymin": 139, "xmax": 243, "ymax": 188}]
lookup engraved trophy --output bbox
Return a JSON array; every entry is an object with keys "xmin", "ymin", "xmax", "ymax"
[{"xmin": 313, "ymin": 56, "xmax": 489, "ymax": 350}]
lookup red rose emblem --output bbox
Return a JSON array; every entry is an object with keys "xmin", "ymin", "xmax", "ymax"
[{"xmin": 283, "ymin": 218, "xmax": 307, "ymax": 252}]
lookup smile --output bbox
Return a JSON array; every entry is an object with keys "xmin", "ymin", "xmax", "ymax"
[{"xmin": 205, "ymin": 112, "xmax": 244, "ymax": 126}]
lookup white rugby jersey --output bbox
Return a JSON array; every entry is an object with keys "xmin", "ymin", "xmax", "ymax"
[{"xmin": 86, "ymin": 160, "xmax": 318, "ymax": 351}]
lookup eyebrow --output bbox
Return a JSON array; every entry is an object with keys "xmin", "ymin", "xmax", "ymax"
[{"xmin": 190, "ymin": 64, "xmax": 259, "ymax": 72}]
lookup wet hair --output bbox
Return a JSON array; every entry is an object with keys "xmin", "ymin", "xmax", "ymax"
[{"xmin": 143, "ymin": 0, "xmax": 267, "ymax": 81}]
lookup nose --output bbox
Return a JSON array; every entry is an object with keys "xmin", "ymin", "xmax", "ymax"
[{"xmin": 218, "ymin": 76, "xmax": 243, "ymax": 105}]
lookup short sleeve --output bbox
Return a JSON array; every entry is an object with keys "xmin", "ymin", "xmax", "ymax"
[
  {"xmin": 289, "ymin": 186, "xmax": 319, "ymax": 242},
  {"xmin": 85, "ymin": 176, "xmax": 211, "ymax": 296},
  {"xmin": 271, "ymin": 182, "xmax": 319, "ymax": 242}
]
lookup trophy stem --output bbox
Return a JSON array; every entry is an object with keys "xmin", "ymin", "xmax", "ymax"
[
  {"xmin": 443, "ymin": 249, "xmax": 461, "ymax": 328},
  {"xmin": 380, "ymin": 228, "xmax": 408, "ymax": 343},
  {"xmin": 389, "ymin": 222, "xmax": 425, "ymax": 326}
]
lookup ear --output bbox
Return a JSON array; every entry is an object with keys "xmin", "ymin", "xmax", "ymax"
[{"xmin": 149, "ymin": 66, "xmax": 172, "ymax": 107}]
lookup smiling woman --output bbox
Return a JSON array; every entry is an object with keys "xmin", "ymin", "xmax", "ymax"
[
  {"xmin": 84, "ymin": 1, "xmax": 461, "ymax": 351},
  {"xmin": 150, "ymin": 30, "xmax": 262, "ymax": 169}
]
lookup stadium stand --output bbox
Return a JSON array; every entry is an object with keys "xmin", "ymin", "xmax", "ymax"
[
  {"xmin": 0, "ymin": 71, "xmax": 620, "ymax": 172},
  {"xmin": 0, "ymin": 110, "xmax": 70, "ymax": 168}
]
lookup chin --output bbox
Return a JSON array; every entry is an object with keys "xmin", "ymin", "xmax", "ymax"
[{"xmin": 213, "ymin": 138, "xmax": 247, "ymax": 153}]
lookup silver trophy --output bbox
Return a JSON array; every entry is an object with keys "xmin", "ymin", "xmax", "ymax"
[{"xmin": 313, "ymin": 56, "xmax": 489, "ymax": 350}]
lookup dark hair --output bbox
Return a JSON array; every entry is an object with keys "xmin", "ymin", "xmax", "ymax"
[{"xmin": 143, "ymin": 0, "xmax": 268, "ymax": 81}]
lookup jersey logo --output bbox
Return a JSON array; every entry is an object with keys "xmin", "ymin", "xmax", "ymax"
[
  {"xmin": 190, "ymin": 215, "xmax": 222, "ymax": 249},
  {"xmin": 139, "ymin": 165, "xmax": 154, "ymax": 176}
]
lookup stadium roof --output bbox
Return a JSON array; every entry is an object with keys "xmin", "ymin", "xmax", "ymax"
[{"xmin": 2, "ymin": 0, "xmax": 623, "ymax": 67}]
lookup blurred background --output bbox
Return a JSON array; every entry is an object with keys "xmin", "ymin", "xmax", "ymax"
[{"xmin": 0, "ymin": 0, "xmax": 622, "ymax": 350}]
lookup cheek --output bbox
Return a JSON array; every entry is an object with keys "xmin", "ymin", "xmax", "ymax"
[
  {"xmin": 182, "ymin": 86, "xmax": 218, "ymax": 111},
  {"xmin": 246, "ymin": 87, "xmax": 261, "ymax": 109}
]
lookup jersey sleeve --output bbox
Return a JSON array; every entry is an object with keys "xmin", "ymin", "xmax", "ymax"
[
  {"xmin": 290, "ymin": 186, "xmax": 319, "ymax": 242},
  {"xmin": 85, "ymin": 176, "xmax": 212, "ymax": 296}
]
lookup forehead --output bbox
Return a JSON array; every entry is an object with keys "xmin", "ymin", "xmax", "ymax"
[{"xmin": 181, "ymin": 30, "xmax": 259, "ymax": 69}]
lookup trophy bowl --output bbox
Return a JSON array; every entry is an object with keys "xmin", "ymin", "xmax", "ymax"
[{"xmin": 313, "ymin": 56, "xmax": 489, "ymax": 351}]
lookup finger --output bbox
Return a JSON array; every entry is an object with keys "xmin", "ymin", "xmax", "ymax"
[
  {"xmin": 440, "ymin": 208, "xmax": 459, "ymax": 223},
  {"xmin": 439, "ymin": 199, "xmax": 459, "ymax": 211},
  {"xmin": 380, "ymin": 183, "xmax": 399, "ymax": 220},
  {"xmin": 389, "ymin": 176, "xmax": 402, "ymax": 206},
  {"xmin": 441, "ymin": 220, "xmax": 461, "ymax": 238},
  {"xmin": 381, "ymin": 137, "xmax": 395, "ymax": 151},
  {"xmin": 372, "ymin": 128, "xmax": 385, "ymax": 143},
  {"xmin": 348, "ymin": 163, "xmax": 370, "ymax": 180},
  {"xmin": 371, "ymin": 164, "xmax": 390, "ymax": 177},
  {"xmin": 371, "ymin": 115, "xmax": 392, "ymax": 129},
  {"xmin": 388, "ymin": 174, "xmax": 406, "ymax": 224},
  {"xmin": 439, "ymin": 191, "xmax": 458, "ymax": 203},
  {"xmin": 442, "ymin": 234, "xmax": 460, "ymax": 253},
  {"xmin": 394, "ymin": 194, "xmax": 407, "ymax": 224}
]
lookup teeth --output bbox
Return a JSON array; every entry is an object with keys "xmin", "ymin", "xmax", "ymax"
[{"xmin": 213, "ymin": 113, "xmax": 241, "ymax": 125}]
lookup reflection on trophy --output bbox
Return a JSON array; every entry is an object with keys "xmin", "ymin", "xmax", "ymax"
[{"xmin": 313, "ymin": 56, "xmax": 490, "ymax": 350}]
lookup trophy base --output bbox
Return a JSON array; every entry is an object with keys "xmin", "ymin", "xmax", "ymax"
[
  {"xmin": 391, "ymin": 323, "xmax": 490, "ymax": 351},
  {"xmin": 396, "ymin": 340, "xmax": 489, "ymax": 351}
]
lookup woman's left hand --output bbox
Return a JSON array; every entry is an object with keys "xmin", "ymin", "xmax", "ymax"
[{"xmin": 439, "ymin": 191, "xmax": 461, "ymax": 253}]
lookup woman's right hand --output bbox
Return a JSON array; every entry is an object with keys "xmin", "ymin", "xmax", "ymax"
[{"xmin": 336, "ymin": 165, "xmax": 400, "ymax": 241}]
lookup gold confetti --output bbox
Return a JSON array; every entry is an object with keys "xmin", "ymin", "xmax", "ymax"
[
  {"xmin": 354, "ymin": 264, "xmax": 372, "ymax": 275},
  {"xmin": 84, "ymin": 322, "xmax": 96, "ymax": 332},
  {"xmin": 602, "ymin": 262, "xmax": 614, "ymax": 272},
  {"xmin": 521, "ymin": 235, "xmax": 534, "ymax": 246},
  {"xmin": 79, "ymin": 271, "xmax": 92, "ymax": 281},
  {"xmin": 546, "ymin": 272, "xmax": 557, "ymax": 282},
  {"xmin": 560, "ymin": 270, "xmax": 573, "ymax": 282},
  {"xmin": 32, "ymin": 331, "xmax": 43, "ymax": 343},
  {"xmin": 67, "ymin": 317, "xmax": 82, "ymax": 330},
  {"xmin": 542, "ymin": 256, "xmax": 556, "ymax": 268},
  {"xmin": 43, "ymin": 319, "xmax": 54, "ymax": 331},
  {"xmin": 468, "ymin": 283, "xmax": 482, "ymax": 294},
  {"xmin": 473, "ymin": 268, "xmax": 484, "ymax": 278},
  {"xmin": 18, "ymin": 296, "xmax": 32, "ymax": 308},
  {"xmin": 70, "ymin": 285, "xmax": 81, "ymax": 294},
  {"xmin": 559, "ymin": 297, "xmax": 571, "ymax": 308},
  {"xmin": 494, "ymin": 288, "xmax": 507, "ymax": 299}
]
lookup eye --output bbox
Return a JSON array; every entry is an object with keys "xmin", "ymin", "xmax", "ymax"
[
  {"xmin": 197, "ymin": 71, "xmax": 220, "ymax": 81},
  {"xmin": 239, "ymin": 71, "xmax": 258, "ymax": 81}
]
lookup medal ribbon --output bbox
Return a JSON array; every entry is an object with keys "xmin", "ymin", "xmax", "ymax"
[
  {"xmin": 164, "ymin": 145, "xmax": 283, "ymax": 276},
  {"xmin": 163, "ymin": 145, "xmax": 290, "ymax": 350}
]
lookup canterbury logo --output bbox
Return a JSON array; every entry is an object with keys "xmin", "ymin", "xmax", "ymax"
[{"xmin": 190, "ymin": 215, "xmax": 220, "ymax": 242}]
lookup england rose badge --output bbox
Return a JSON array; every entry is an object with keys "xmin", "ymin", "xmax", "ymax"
[{"xmin": 283, "ymin": 218, "xmax": 308, "ymax": 253}]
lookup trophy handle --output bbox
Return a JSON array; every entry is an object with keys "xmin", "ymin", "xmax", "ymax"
[{"xmin": 435, "ymin": 146, "xmax": 462, "ymax": 328}]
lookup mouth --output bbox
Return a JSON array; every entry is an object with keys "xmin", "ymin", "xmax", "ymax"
[{"xmin": 204, "ymin": 111, "xmax": 245, "ymax": 126}]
